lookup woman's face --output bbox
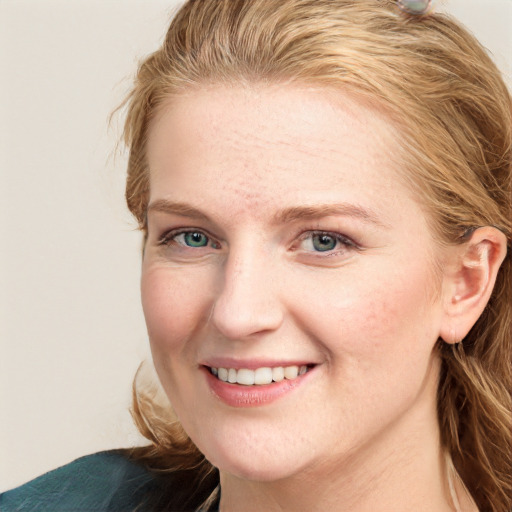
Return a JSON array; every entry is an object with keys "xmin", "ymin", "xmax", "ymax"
[{"xmin": 142, "ymin": 84, "xmax": 449, "ymax": 481}]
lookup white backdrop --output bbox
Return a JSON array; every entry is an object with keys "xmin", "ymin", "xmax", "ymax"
[{"xmin": 1, "ymin": 0, "xmax": 511, "ymax": 492}]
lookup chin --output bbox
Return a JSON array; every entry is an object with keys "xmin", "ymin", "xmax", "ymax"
[{"xmin": 195, "ymin": 431, "xmax": 305, "ymax": 482}]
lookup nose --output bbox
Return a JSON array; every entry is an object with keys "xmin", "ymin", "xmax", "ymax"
[{"xmin": 210, "ymin": 246, "xmax": 284, "ymax": 340}]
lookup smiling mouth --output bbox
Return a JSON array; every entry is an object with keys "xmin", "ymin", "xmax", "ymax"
[{"xmin": 208, "ymin": 365, "xmax": 314, "ymax": 386}]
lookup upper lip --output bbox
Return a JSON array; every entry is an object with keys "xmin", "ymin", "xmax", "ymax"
[{"xmin": 200, "ymin": 357, "xmax": 318, "ymax": 370}]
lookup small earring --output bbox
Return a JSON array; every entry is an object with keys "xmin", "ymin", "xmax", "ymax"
[{"xmin": 397, "ymin": 0, "xmax": 432, "ymax": 15}]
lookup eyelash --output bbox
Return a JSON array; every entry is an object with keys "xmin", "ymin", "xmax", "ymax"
[
  {"xmin": 158, "ymin": 229, "xmax": 221, "ymax": 250},
  {"xmin": 157, "ymin": 228, "xmax": 358, "ymax": 256},
  {"xmin": 296, "ymin": 230, "xmax": 357, "ymax": 256}
]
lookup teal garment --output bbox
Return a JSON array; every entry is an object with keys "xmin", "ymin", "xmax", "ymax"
[
  {"xmin": 0, "ymin": 450, "xmax": 219, "ymax": 512},
  {"xmin": 0, "ymin": 451, "xmax": 159, "ymax": 512}
]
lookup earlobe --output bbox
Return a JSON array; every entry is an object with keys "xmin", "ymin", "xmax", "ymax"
[{"xmin": 439, "ymin": 227, "xmax": 508, "ymax": 345}]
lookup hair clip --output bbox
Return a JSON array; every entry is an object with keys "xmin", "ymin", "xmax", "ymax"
[{"xmin": 397, "ymin": 0, "xmax": 432, "ymax": 16}]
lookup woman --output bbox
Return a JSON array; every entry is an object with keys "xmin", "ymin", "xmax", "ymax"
[{"xmin": 1, "ymin": 0, "xmax": 510, "ymax": 511}]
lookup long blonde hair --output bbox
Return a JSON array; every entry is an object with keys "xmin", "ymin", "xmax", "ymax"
[{"xmin": 121, "ymin": 1, "xmax": 512, "ymax": 510}]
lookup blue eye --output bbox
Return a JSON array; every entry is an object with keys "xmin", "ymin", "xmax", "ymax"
[
  {"xmin": 311, "ymin": 234, "xmax": 337, "ymax": 252},
  {"xmin": 182, "ymin": 232, "xmax": 209, "ymax": 247},
  {"xmin": 159, "ymin": 229, "xmax": 220, "ymax": 251},
  {"xmin": 298, "ymin": 231, "xmax": 355, "ymax": 255}
]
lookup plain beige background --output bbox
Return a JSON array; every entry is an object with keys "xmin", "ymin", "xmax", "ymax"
[{"xmin": 1, "ymin": 0, "xmax": 511, "ymax": 493}]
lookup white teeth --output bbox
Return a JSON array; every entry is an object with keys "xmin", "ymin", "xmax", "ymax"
[
  {"xmin": 236, "ymin": 369, "xmax": 255, "ymax": 386},
  {"xmin": 272, "ymin": 367, "xmax": 285, "ymax": 382},
  {"xmin": 254, "ymin": 367, "xmax": 273, "ymax": 385},
  {"xmin": 211, "ymin": 365, "xmax": 310, "ymax": 385},
  {"xmin": 284, "ymin": 366, "xmax": 299, "ymax": 379}
]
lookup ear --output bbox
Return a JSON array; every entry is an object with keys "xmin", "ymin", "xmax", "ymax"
[{"xmin": 439, "ymin": 227, "xmax": 508, "ymax": 344}]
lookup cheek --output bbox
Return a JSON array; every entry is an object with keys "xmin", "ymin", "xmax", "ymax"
[
  {"xmin": 289, "ymin": 258, "xmax": 442, "ymax": 360},
  {"xmin": 140, "ymin": 265, "xmax": 212, "ymax": 356},
  {"xmin": 291, "ymin": 266, "xmax": 442, "ymax": 430},
  {"xmin": 355, "ymin": 279, "xmax": 428, "ymax": 340}
]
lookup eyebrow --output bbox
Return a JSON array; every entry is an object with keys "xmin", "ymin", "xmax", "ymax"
[
  {"xmin": 273, "ymin": 204, "xmax": 388, "ymax": 228},
  {"xmin": 147, "ymin": 199, "xmax": 388, "ymax": 228},
  {"xmin": 147, "ymin": 200, "xmax": 209, "ymax": 220}
]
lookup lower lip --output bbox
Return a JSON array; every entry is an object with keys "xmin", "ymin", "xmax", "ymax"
[{"xmin": 203, "ymin": 367, "xmax": 314, "ymax": 408}]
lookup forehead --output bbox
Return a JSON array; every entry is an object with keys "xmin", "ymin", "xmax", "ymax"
[{"xmin": 145, "ymin": 83, "xmax": 414, "ymax": 221}]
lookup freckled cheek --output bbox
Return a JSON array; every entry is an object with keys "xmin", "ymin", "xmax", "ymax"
[
  {"xmin": 331, "ymin": 296, "xmax": 404, "ymax": 353},
  {"xmin": 140, "ymin": 266, "xmax": 214, "ymax": 352},
  {"xmin": 293, "ymin": 269, "xmax": 435, "ymax": 357}
]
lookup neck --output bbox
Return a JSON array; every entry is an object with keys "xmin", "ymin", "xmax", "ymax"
[{"xmin": 218, "ymin": 361, "xmax": 475, "ymax": 512}]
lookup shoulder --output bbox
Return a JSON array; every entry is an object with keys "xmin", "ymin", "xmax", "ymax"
[{"xmin": 0, "ymin": 450, "xmax": 159, "ymax": 512}]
